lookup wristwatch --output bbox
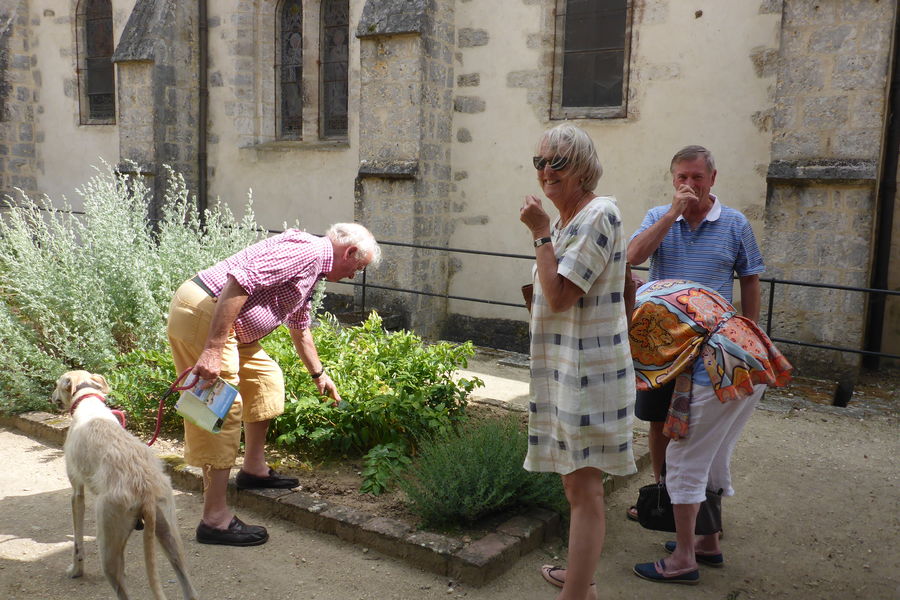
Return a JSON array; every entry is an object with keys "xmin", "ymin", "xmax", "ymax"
[{"xmin": 533, "ymin": 237, "xmax": 552, "ymax": 248}]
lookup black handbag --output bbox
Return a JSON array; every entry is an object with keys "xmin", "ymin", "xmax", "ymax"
[{"xmin": 636, "ymin": 482, "xmax": 722, "ymax": 535}]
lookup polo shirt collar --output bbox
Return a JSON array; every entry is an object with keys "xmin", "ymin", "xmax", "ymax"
[{"xmin": 675, "ymin": 194, "xmax": 721, "ymax": 223}]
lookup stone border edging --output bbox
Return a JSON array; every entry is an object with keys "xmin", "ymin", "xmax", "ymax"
[{"xmin": 2, "ymin": 410, "xmax": 649, "ymax": 586}]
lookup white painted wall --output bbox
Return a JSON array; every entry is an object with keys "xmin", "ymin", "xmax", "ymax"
[{"xmin": 448, "ymin": 0, "xmax": 781, "ymax": 321}]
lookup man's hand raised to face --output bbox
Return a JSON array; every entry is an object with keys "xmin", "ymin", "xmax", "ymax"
[{"xmin": 670, "ymin": 184, "xmax": 699, "ymax": 218}]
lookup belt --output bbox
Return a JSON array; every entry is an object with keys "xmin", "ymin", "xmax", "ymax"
[{"xmin": 191, "ymin": 275, "xmax": 217, "ymax": 298}]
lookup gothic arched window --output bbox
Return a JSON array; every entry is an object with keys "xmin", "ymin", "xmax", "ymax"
[
  {"xmin": 278, "ymin": 0, "xmax": 304, "ymax": 138},
  {"xmin": 320, "ymin": 0, "xmax": 349, "ymax": 139},
  {"xmin": 78, "ymin": 0, "xmax": 115, "ymax": 123}
]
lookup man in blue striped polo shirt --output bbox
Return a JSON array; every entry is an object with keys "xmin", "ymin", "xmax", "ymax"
[{"xmin": 624, "ymin": 145, "xmax": 765, "ymax": 520}]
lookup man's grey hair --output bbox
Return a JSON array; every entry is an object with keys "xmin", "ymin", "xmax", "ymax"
[
  {"xmin": 670, "ymin": 145, "xmax": 716, "ymax": 173},
  {"xmin": 326, "ymin": 222, "xmax": 382, "ymax": 267},
  {"xmin": 537, "ymin": 122, "xmax": 603, "ymax": 192}
]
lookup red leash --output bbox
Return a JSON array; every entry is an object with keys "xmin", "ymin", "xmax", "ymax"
[{"xmin": 147, "ymin": 367, "xmax": 198, "ymax": 447}]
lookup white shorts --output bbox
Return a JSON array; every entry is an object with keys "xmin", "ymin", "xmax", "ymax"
[{"xmin": 664, "ymin": 383, "xmax": 765, "ymax": 505}]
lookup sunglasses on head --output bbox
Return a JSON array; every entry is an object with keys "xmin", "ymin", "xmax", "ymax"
[{"xmin": 532, "ymin": 155, "xmax": 570, "ymax": 171}]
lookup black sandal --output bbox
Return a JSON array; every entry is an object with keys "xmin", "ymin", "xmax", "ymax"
[
  {"xmin": 196, "ymin": 516, "xmax": 268, "ymax": 546},
  {"xmin": 235, "ymin": 467, "xmax": 299, "ymax": 490}
]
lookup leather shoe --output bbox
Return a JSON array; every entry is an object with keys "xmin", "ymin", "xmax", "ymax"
[
  {"xmin": 235, "ymin": 467, "xmax": 299, "ymax": 490},
  {"xmin": 196, "ymin": 516, "xmax": 268, "ymax": 546}
]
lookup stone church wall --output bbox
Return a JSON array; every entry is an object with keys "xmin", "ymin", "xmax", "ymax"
[
  {"xmin": 0, "ymin": 0, "xmax": 897, "ymax": 370},
  {"xmin": 0, "ymin": 0, "xmax": 37, "ymax": 204},
  {"xmin": 764, "ymin": 0, "xmax": 896, "ymax": 374}
]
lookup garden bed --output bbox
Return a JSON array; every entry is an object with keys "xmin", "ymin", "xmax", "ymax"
[{"xmin": 154, "ymin": 401, "xmax": 530, "ymax": 533}]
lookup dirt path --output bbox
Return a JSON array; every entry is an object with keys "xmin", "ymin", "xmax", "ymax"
[{"xmin": 1, "ymin": 398, "xmax": 897, "ymax": 600}]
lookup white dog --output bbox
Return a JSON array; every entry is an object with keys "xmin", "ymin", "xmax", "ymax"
[{"xmin": 53, "ymin": 370, "xmax": 198, "ymax": 600}]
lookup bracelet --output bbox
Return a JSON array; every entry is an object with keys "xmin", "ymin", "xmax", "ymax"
[
  {"xmin": 533, "ymin": 236, "xmax": 552, "ymax": 248},
  {"xmin": 310, "ymin": 368, "xmax": 325, "ymax": 380}
]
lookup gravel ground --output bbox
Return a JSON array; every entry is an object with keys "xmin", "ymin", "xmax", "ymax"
[{"xmin": 1, "ymin": 390, "xmax": 897, "ymax": 600}]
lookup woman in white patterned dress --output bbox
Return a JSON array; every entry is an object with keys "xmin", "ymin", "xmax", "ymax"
[{"xmin": 520, "ymin": 123, "xmax": 636, "ymax": 600}]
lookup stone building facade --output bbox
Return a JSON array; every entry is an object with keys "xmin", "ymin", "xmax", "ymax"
[
  {"xmin": 354, "ymin": 0, "xmax": 457, "ymax": 335},
  {"xmin": 112, "ymin": 0, "xmax": 200, "ymax": 221},
  {"xmin": 0, "ymin": 1, "xmax": 38, "ymax": 201},
  {"xmin": 0, "ymin": 0, "xmax": 897, "ymax": 374},
  {"xmin": 765, "ymin": 0, "xmax": 898, "ymax": 376}
]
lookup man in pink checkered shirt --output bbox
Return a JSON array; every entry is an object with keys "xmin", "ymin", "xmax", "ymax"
[{"xmin": 167, "ymin": 223, "xmax": 381, "ymax": 547}]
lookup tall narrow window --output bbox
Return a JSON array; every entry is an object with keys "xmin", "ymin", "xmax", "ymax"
[
  {"xmin": 278, "ymin": 0, "xmax": 304, "ymax": 139},
  {"xmin": 0, "ymin": 23, "xmax": 10, "ymax": 122},
  {"xmin": 320, "ymin": 0, "xmax": 349, "ymax": 139},
  {"xmin": 79, "ymin": 0, "xmax": 115, "ymax": 122},
  {"xmin": 552, "ymin": 0, "xmax": 632, "ymax": 119}
]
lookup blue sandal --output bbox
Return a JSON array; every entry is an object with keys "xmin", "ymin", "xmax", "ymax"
[
  {"xmin": 663, "ymin": 540, "xmax": 724, "ymax": 567},
  {"xmin": 633, "ymin": 559, "xmax": 699, "ymax": 585}
]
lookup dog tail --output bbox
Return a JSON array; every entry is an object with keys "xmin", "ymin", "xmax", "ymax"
[{"xmin": 142, "ymin": 498, "xmax": 166, "ymax": 600}]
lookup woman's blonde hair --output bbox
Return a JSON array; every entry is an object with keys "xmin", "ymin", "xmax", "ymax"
[{"xmin": 536, "ymin": 122, "xmax": 603, "ymax": 192}]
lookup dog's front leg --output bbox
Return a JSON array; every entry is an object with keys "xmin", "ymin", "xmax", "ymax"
[{"xmin": 67, "ymin": 484, "xmax": 85, "ymax": 578}]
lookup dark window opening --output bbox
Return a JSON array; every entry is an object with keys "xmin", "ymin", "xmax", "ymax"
[
  {"xmin": 561, "ymin": 0, "xmax": 627, "ymax": 109},
  {"xmin": 278, "ymin": 0, "xmax": 304, "ymax": 139},
  {"xmin": 320, "ymin": 0, "xmax": 349, "ymax": 138},
  {"xmin": 83, "ymin": 0, "xmax": 115, "ymax": 120}
]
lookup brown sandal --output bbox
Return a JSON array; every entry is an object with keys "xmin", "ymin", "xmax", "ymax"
[{"xmin": 626, "ymin": 505, "xmax": 639, "ymax": 521}]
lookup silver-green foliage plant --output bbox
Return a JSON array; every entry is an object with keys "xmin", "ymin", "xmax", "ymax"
[
  {"xmin": 399, "ymin": 416, "xmax": 566, "ymax": 527},
  {"xmin": 0, "ymin": 162, "xmax": 261, "ymax": 412}
]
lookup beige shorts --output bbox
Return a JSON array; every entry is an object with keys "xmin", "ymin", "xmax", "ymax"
[{"xmin": 167, "ymin": 279, "xmax": 285, "ymax": 469}]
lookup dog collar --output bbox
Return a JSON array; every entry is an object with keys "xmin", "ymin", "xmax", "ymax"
[
  {"xmin": 74, "ymin": 381, "xmax": 104, "ymax": 393},
  {"xmin": 70, "ymin": 393, "xmax": 127, "ymax": 428}
]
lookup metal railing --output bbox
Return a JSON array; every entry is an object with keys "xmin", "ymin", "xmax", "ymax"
[
  {"xmin": 334, "ymin": 239, "xmax": 900, "ymax": 363},
  {"xmin": 18, "ymin": 206, "xmax": 900, "ymax": 363},
  {"xmin": 761, "ymin": 277, "xmax": 900, "ymax": 360}
]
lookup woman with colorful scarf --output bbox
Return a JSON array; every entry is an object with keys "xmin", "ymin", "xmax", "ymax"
[{"xmin": 629, "ymin": 279, "xmax": 792, "ymax": 585}]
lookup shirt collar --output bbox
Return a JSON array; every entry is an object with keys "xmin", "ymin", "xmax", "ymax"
[{"xmin": 675, "ymin": 194, "xmax": 721, "ymax": 223}]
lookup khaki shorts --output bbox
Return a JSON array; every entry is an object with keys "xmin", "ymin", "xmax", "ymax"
[{"xmin": 167, "ymin": 279, "xmax": 285, "ymax": 469}]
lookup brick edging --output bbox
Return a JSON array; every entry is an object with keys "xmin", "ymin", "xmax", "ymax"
[{"xmin": 2, "ymin": 411, "xmax": 649, "ymax": 586}]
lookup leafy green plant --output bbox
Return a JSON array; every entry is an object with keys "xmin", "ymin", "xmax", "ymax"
[
  {"xmin": 398, "ymin": 416, "xmax": 566, "ymax": 528},
  {"xmin": 105, "ymin": 349, "xmax": 180, "ymax": 436},
  {"xmin": 359, "ymin": 442, "xmax": 412, "ymax": 495},
  {"xmin": 264, "ymin": 311, "xmax": 483, "ymax": 456}
]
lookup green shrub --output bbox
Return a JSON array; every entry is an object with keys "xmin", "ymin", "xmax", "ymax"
[
  {"xmin": 399, "ymin": 416, "xmax": 566, "ymax": 528},
  {"xmin": 0, "ymin": 163, "xmax": 486, "ymax": 470},
  {"xmin": 264, "ymin": 311, "xmax": 483, "ymax": 457},
  {"xmin": 0, "ymin": 162, "xmax": 261, "ymax": 413},
  {"xmin": 105, "ymin": 349, "xmax": 181, "ymax": 436},
  {"xmin": 360, "ymin": 442, "xmax": 412, "ymax": 495}
]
